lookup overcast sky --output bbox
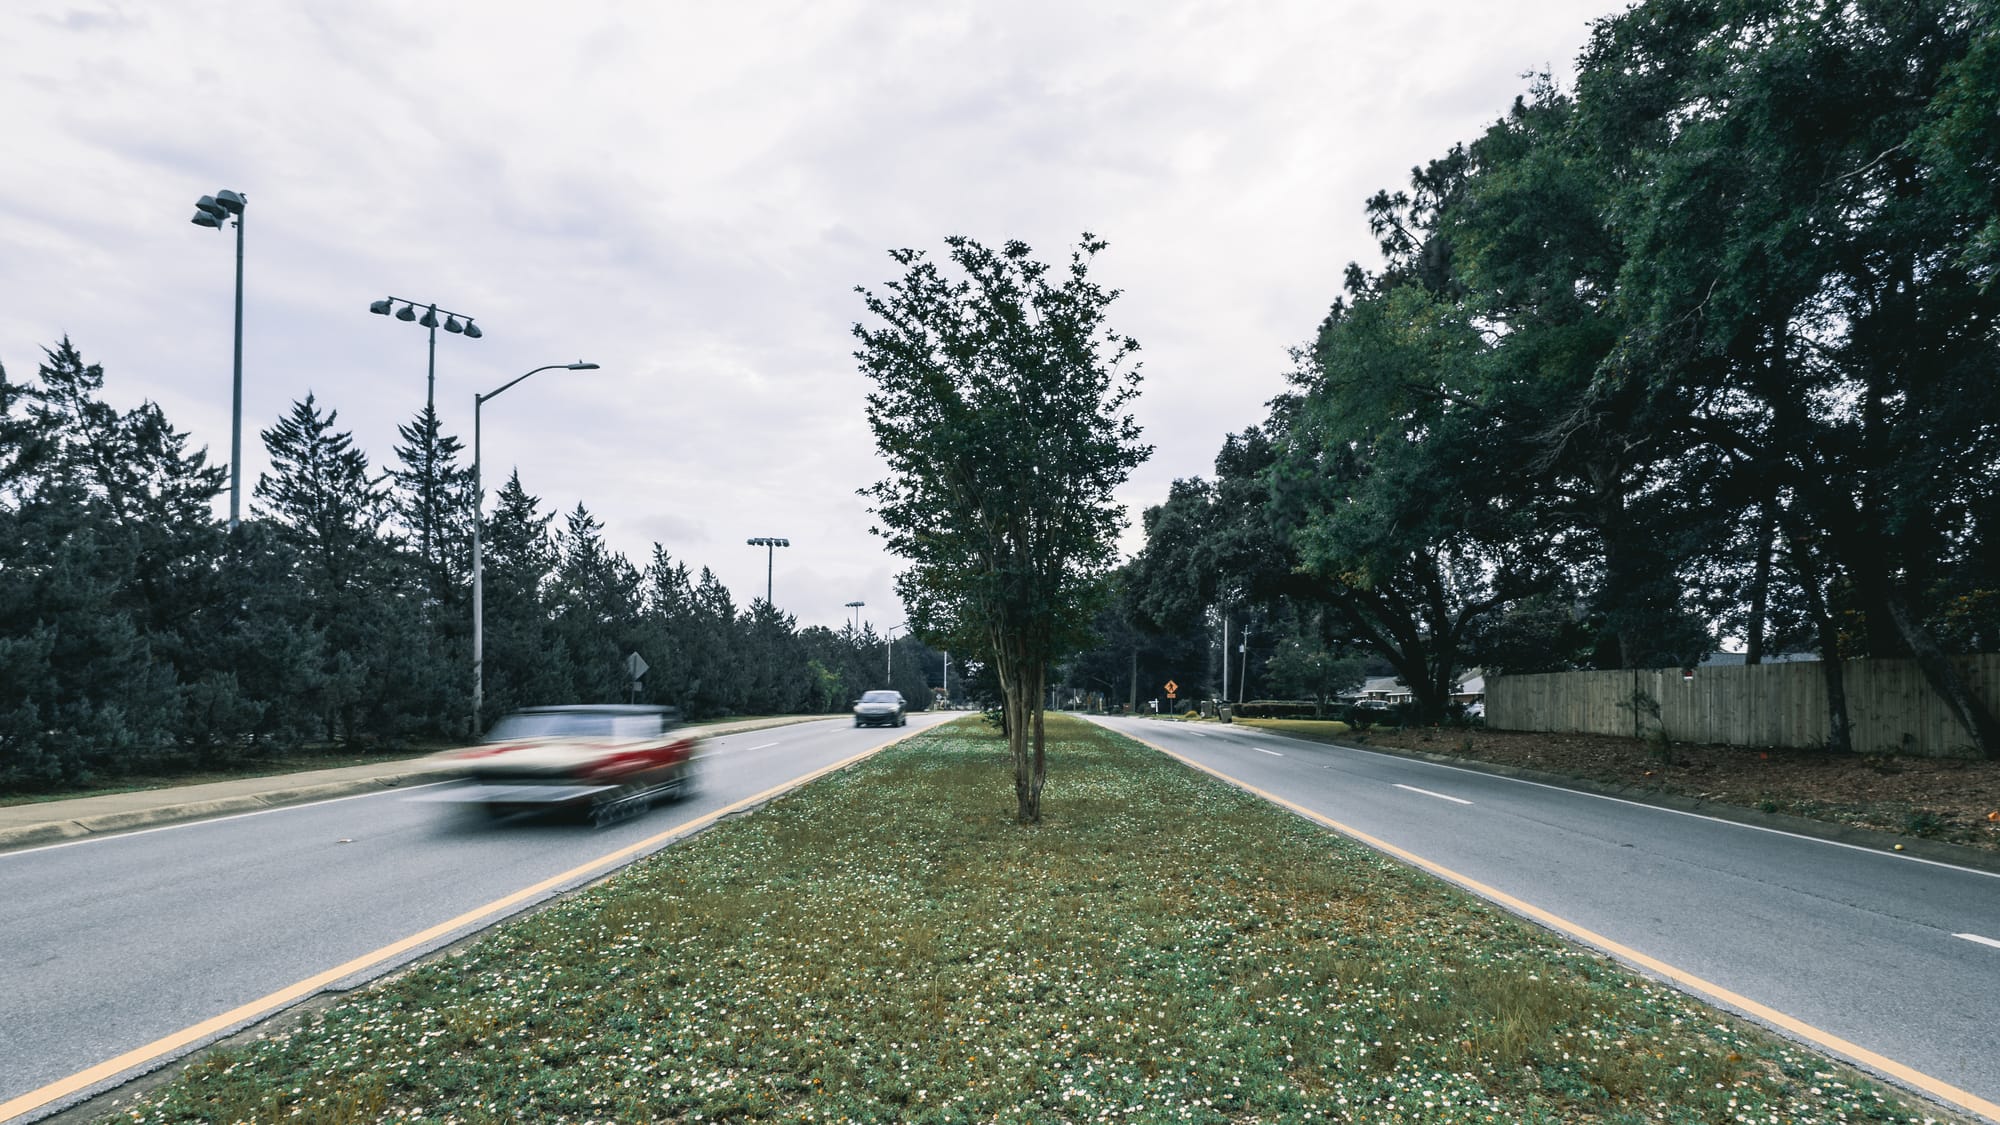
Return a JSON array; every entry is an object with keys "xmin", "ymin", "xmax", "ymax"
[{"xmin": 2, "ymin": 0, "xmax": 1622, "ymax": 633}]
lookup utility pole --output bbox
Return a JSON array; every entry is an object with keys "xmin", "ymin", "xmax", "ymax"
[
  {"xmin": 1221, "ymin": 612, "xmax": 1230, "ymax": 706},
  {"xmin": 1238, "ymin": 623, "xmax": 1252, "ymax": 704}
]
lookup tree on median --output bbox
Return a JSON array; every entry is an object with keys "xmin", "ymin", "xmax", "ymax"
[{"xmin": 854, "ymin": 234, "xmax": 1150, "ymax": 823}]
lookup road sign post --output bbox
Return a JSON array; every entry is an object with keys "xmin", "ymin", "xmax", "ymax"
[{"xmin": 625, "ymin": 651, "xmax": 649, "ymax": 703}]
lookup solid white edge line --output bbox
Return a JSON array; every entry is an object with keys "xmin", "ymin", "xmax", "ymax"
[
  {"xmin": 1394, "ymin": 782, "xmax": 1472, "ymax": 805},
  {"xmin": 1955, "ymin": 932, "xmax": 2000, "ymax": 950},
  {"xmin": 0, "ymin": 782, "xmax": 453, "ymax": 859},
  {"xmin": 1204, "ymin": 721, "xmax": 2000, "ymax": 882}
]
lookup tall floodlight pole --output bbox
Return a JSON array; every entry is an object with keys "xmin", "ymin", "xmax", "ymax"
[
  {"xmin": 189, "ymin": 189, "xmax": 247, "ymax": 530},
  {"xmin": 745, "ymin": 537, "xmax": 790, "ymax": 605},
  {"xmin": 472, "ymin": 361, "xmax": 599, "ymax": 733},
  {"xmin": 370, "ymin": 296, "xmax": 482, "ymax": 414},
  {"xmin": 845, "ymin": 600, "xmax": 865, "ymax": 641}
]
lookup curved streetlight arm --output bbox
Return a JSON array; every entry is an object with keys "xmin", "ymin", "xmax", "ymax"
[
  {"xmin": 472, "ymin": 361, "xmax": 598, "ymax": 734},
  {"xmin": 478, "ymin": 361, "xmax": 594, "ymax": 406}
]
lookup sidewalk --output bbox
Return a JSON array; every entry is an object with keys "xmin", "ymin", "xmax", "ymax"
[{"xmin": 0, "ymin": 715, "xmax": 833, "ymax": 853}]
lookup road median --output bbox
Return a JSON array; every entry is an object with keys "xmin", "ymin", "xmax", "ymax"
[{"xmin": 94, "ymin": 714, "xmax": 1975, "ymax": 1125}]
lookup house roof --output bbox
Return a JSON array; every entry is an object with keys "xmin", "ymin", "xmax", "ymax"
[{"xmin": 1698, "ymin": 651, "xmax": 1819, "ymax": 667}]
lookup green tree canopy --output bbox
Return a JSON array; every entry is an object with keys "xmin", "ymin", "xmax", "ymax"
[{"xmin": 855, "ymin": 234, "xmax": 1149, "ymax": 822}]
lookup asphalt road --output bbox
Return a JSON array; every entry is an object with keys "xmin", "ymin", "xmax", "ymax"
[
  {"xmin": 0, "ymin": 714, "xmax": 953, "ymax": 1121},
  {"xmin": 1090, "ymin": 715, "xmax": 2000, "ymax": 1120}
]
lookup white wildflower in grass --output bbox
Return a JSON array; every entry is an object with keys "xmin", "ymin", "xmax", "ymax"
[{"xmin": 112, "ymin": 717, "xmax": 1965, "ymax": 1125}]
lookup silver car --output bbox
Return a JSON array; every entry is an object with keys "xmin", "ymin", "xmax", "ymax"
[{"xmin": 853, "ymin": 689, "xmax": 907, "ymax": 727}]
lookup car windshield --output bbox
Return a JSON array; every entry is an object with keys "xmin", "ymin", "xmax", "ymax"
[
  {"xmin": 861, "ymin": 691, "xmax": 900, "ymax": 703},
  {"xmin": 484, "ymin": 711, "xmax": 657, "ymax": 741}
]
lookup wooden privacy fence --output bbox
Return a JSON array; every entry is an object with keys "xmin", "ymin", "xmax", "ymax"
[{"xmin": 1487, "ymin": 654, "xmax": 2000, "ymax": 757}]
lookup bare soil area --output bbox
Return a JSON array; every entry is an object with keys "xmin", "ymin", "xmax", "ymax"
[{"xmin": 1351, "ymin": 725, "xmax": 2000, "ymax": 853}]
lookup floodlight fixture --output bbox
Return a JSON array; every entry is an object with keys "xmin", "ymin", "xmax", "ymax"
[
  {"xmin": 191, "ymin": 195, "xmax": 232, "ymax": 227},
  {"xmin": 371, "ymin": 295, "xmax": 482, "ymax": 412},
  {"xmin": 747, "ymin": 537, "xmax": 791, "ymax": 606}
]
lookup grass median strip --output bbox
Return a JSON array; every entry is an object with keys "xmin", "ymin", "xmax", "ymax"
[{"xmin": 112, "ymin": 715, "xmax": 1960, "ymax": 1124}]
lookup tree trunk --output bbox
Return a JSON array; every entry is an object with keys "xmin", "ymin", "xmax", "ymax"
[
  {"xmin": 1029, "ymin": 674, "xmax": 1046, "ymax": 820},
  {"xmin": 1791, "ymin": 547, "xmax": 1854, "ymax": 754},
  {"xmin": 1009, "ymin": 687, "xmax": 1031, "ymax": 818},
  {"xmin": 993, "ymin": 633, "xmax": 1046, "ymax": 823},
  {"xmin": 1745, "ymin": 508, "xmax": 1773, "ymax": 665},
  {"xmin": 1885, "ymin": 592, "xmax": 2000, "ymax": 759},
  {"xmin": 1004, "ymin": 666, "xmax": 1047, "ymax": 824}
]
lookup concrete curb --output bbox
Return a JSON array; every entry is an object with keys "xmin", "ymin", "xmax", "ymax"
[{"xmin": 0, "ymin": 715, "xmax": 839, "ymax": 854}]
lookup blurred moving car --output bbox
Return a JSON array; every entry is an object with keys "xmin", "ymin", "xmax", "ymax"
[
  {"xmin": 426, "ymin": 704, "xmax": 699, "ymax": 826},
  {"xmin": 853, "ymin": 689, "xmax": 907, "ymax": 727}
]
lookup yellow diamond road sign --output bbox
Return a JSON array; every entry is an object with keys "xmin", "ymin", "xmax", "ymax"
[{"xmin": 1164, "ymin": 680, "xmax": 1178, "ymax": 695}]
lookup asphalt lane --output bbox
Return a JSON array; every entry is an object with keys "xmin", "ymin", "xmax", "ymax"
[
  {"xmin": 0, "ymin": 714, "xmax": 953, "ymax": 1120},
  {"xmin": 1091, "ymin": 715, "xmax": 2000, "ymax": 1118}
]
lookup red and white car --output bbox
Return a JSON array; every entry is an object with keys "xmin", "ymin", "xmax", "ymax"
[{"xmin": 427, "ymin": 705, "xmax": 699, "ymax": 826}]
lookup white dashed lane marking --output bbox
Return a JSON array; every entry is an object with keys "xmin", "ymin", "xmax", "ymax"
[{"xmin": 1393, "ymin": 783, "xmax": 1473, "ymax": 806}]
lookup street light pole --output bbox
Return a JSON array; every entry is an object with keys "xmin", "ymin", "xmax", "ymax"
[
  {"xmin": 472, "ymin": 361, "xmax": 599, "ymax": 733},
  {"xmin": 190, "ymin": 189, "xmax": 247, "ymax": 530},
  {"xmin": 885, "ymin": 623, "xmax": 906, "ymax": 684},
  {"xmin": 845, "ymin": 600, "xmax": 865, "ymax": 641},
  {"xmin": 745, "ymin": 537, "xmax": 790, "ymax": 606}
]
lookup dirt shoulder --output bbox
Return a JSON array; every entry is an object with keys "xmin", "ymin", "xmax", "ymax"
[{"xmin": 1336, "ymin": 723, "xmax": 2000, "ymax": 853}]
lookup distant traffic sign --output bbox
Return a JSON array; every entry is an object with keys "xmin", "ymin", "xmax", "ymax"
[{"xmin": 1164, "ymin": 679, "xmax": 1179, "ymax": 698}]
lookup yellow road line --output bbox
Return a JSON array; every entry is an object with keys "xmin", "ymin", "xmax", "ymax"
[
  {"xmin": 1, "ymin": 729, "xmax": 919, "ymax": 1124},
  {"xmin": 1126, "ymin": 729, "xmax": 2000, "ymax": 1124}
]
